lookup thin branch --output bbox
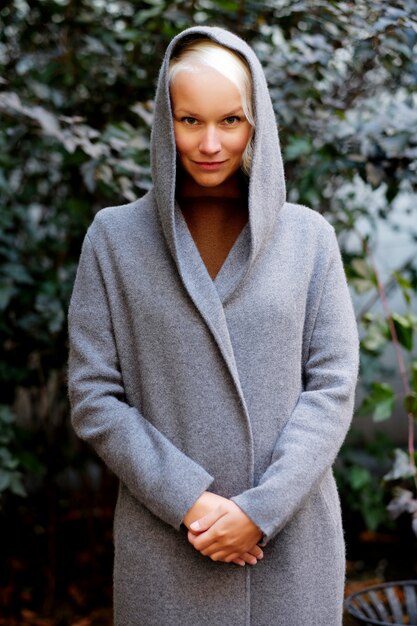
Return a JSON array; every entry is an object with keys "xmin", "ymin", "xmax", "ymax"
[{"xmin": 356, "ymin": 252, "xmax": 417, "ymax": 319}]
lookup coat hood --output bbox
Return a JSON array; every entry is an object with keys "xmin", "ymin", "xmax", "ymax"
[{"xmin": 151, "ymin": 26, "xmax": 286, "ymax": 276}]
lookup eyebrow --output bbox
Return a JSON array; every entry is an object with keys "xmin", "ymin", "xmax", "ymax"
[
  {"xmin": 173, "ymin": 108, "xmax": 245, "ymax": 117},
  {"xmin": 173, "ymin": 107, "xmax": 245, "ymax": 119}
]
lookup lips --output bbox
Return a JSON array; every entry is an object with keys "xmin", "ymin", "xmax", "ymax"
[{"xmin": 193, "ymin": 160, "xmax": 226, "ymax": 171}]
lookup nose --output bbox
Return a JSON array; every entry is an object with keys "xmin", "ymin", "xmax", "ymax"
[{"xmin": 199, "ymin": 125, "xmax": 221, "ymax": 155}]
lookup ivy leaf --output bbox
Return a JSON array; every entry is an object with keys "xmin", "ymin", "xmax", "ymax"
[
  {"xmin": 384, "ymin": 449, "xmax": 417, "ymax": 481},
  {"xmin": 394, "ymin": 271, "xmax": 412, "ymax": 305},
  {"xmin": 0, "ymin": 284, "xmax": 17, "ymax": 311},
  {"xmin": 9, "ymin": 472, "xmax": 27, "ymax": 497},
  {"xmin": 360, "ymin": 313, "xmax": 389, "ymax": 353},
  {"xmin": 0, "ymin": 469, "xmax": 27, "ymax": 497},
  {"xmin": 348, "ymin": 465, "xmax": 371, "ymax": 490},
  {"xmin": 352, "ymin": 259, "xmax": 374, "ymax": 279},
  {"xmin": 350, "ymin": 259, "xmax": 377, "ymax": 293},
  {"xmin": 392, "ymin": 313, "xmax": 413, "ymax": 351},
  {"xmin": 0, "ymin": 470, "xmax": 11, "ymax": 491},
  {"xmin": 1, "ymin": 262, "xmax": 33, "ymax": 285},
  {"xmin": 357, "ymin": 382, "xmax": 395, "ymax": 422},
  {"xmin": 284, "ymin": 136, "xmax": 313, "ymax": 160},
  {"xmin": 0, "ymin": 92, "xmax": 61, "ymax": 138},
  {"xmin": 131, "ymin": 102, "xmax": 154, "ymax": 127},
  {"xmin": 405, "ymin": 392, "xmax": 417, "ymax": 418},
  {"xmin": 0, "ymin": 406, "xmax": 14, "ymax": 425}
]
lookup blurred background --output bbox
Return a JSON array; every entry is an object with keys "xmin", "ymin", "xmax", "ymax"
[{"xmin": 1, "ymin": 1, "xmax": 417, "ymax": 624}]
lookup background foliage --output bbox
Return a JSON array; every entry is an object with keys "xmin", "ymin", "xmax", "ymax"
[{"xmin": 1, "ymin": 0, "xmax": 417, "ymax": 621}]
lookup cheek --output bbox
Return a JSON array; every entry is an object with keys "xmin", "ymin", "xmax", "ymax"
[
  {"xmin": 173, "ymin": 127, "xmax": 192, "ymax": 156},
  {"xmin": 230, "ymin": 128, "xmax": 253, "ymax": 157}
]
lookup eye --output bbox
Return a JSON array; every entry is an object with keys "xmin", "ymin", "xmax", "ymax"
[
  {"xmin": 181, "ymin": 116, "xmax": 199, "ymax": 126},
  {"xmin": 223, "ymin": 116, "xmax": 241, "ymax": 126}
]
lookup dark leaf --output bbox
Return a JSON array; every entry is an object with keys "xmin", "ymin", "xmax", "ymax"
[{"xmin": 357, "ymin": 382, "xmax": 395, "ymax": 422}]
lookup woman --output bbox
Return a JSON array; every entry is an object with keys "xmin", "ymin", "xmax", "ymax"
[{"xmin": 68, "ymin": 26, "xmax": 359, "ymax": 626}]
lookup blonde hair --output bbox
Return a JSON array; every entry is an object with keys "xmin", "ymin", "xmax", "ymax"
[{"xmin": 169, "ymin": 38, "xmax": 255, "ymax": 175}]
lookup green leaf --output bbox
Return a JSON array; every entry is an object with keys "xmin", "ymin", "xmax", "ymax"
[
  {"xmin": 394, "ymin": 271, "xmax": 412, "ymax": 305},
  {"xmin": 0, "ymin": 470, "xmax": 11, "ymax": 491},
  {"xmin": 352, "ymin": 258, "xmax": 376, "ymax": 280},
  {"xmin": 350, "ymin": 259, "xmax": 377, "ymax": 293},
  {"xmin": 0, "ymin": 450, "xmax": 19, "ymax": 470},
  {"xmin": 1, "ymin": 262, "xmax": 33, "ymax": 285},
  {"xmin": 284, "ymin": 137, "xmax": 313, "ymax": 161},
  {"xmin": 0, "ymin": 284, "xmax": 17, "ymax": 311},
  {"xmin": 362, "ymin": 494, "xmax": 389, "ymax": 532},
  {"xmin": 405, "ymin": 392, "xmax": 417, "ymax": 417},
  {"xmin": 133, "ymin": 6, "xmax": 165, "ymax": 26},
  {"xmin": 360, "ymin": 314, "xmax": 389, "ymax": 353},
  {"xmin": 9, "ymin": 473, "xmax": 27, "ymax": 497},
  {"xmin": 348, "ymin": 466, "xmax": 371, "ymax": 490},
  {"xmin": 392, "ymin": 313, "xmax": 414, "ymax": 351},
  {"xmin": 357, "ymin": 382, "xmax": 395, "ymax": 422},
  {"xmin": 0, "ymin": 406, "xmax": 14, "ymax": 425},
  {"xmin": 17, "ymin": 450, "xmax": 45, "ymax": 475},
  {"xmin": 351, "ymin": 278, "xmax": 376, "ymax": 293}
]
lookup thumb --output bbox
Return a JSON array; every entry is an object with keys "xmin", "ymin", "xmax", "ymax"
[{"xmin": 189, "ymin": 507, "xmax": 225, "ymax": 533}]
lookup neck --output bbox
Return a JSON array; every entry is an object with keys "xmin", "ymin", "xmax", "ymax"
[{"xmin": 176, "ymin": 169, "xmax": 248, "ymax": 200}]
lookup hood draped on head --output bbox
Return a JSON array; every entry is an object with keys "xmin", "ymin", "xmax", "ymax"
[
  {"xmin": 68, "ymin": 29, "xmax": 359, "ymax": 626},
  {"xmin": 151, "ymin": 26, "xmax": 286, "ymax": 283}
]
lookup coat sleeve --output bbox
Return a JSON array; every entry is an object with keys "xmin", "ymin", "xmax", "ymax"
[
  {"xmin": 68, "ymin": 233, "xmax": 214, "ymax": 530},
  {"xmin": 231, "ymin": 229, "xmax": 359, "ymax": 544}
]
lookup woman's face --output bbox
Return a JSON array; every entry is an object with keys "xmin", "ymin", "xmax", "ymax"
[{"xmin": 171, "ymin": 67, "xmax": 252, "ymax": 193}]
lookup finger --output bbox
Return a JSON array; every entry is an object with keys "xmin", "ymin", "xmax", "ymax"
[
  {"xmin": 225, "ymin": 551, "xmax": 257, "ymax": 565},
  {"xmin": 187, "ymin": 530, "xmax": 199, "ymax": 546},
  {"xmin": 189, "ymin": 507, "xmax": 226, "ymax": 533},
  {"xmin": 188, "ymin": 529, "xmax": 217, "ymax": 553},
  {"xmin": 248, "ymin": 545, "xmax": 264, "ymax": 559},
  {"xmin": 200, "ymin": 541, "xmax": 223, "ymax": 557},
  {"xmin": 208, "ymin": 548, "xmax": 235, "ymax": 562},
  {"xmin": 210, "ymin": 550, "xmax": 257, "ymax": 566},
  {"xmin": 232, "ymin": 558, "xmax": 246, "ymax": 566},
  {"xmin": 240, "ymin": 552, "xmax": 257, "ymax": 565},
  {"xmin": 191, "ymin": 527, "xmax": 222, "ymax": 552}
]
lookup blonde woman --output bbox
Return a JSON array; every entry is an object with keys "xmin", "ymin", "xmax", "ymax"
[{"xmin": 68, "ymin": 26, "xmax": 358, "ymax": 626}]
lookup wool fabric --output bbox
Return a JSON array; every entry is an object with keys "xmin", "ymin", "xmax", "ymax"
[{"xmin": 68, "ymin": 26, "xmax": 359, "ymax": 626}]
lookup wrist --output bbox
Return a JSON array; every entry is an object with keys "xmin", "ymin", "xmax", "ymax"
[
  {"xmin": 182, "ymin": 491, "xmax": 210, "ymax": 528},
  {"xmin": 182, "ymin": 491, "xmax": 228, "ymax": 529}
]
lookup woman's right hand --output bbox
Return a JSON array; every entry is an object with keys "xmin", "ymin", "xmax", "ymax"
[{"xmin": 182, "ymin": 492, "xmax": 263, "ymax": 566}]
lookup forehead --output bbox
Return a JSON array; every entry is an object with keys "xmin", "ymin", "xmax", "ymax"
[{"xmin": 170, "ymin": 67, "xmax": 243, "ymax": 115}]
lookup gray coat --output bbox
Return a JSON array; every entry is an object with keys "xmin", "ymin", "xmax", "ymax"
[{"xmin": 68, "ymin": 26, "xmax": 359, "ymax": 626}]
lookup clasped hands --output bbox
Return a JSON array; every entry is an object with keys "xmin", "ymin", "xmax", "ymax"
[{"xmin": 182, "ymin": 491, "xmax": 263, "ymax": 567}]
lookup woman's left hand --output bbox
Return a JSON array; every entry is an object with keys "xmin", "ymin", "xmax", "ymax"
[{"xmin": 187, "ymin": 499, "xmax": 262, "ymax": 563}]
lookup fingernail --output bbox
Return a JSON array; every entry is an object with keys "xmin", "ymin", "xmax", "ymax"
[{"xmin": 190, "ymin": 521, "xmax": 200, "ymax": 531}]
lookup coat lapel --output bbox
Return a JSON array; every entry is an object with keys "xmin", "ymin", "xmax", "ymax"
[
  {"xmin": 213, "ymin": 223, "xmax": 250, "ymax": 303},
  {"xmin": 174, "ymin": 205, "xmax": 249, "ymax": 405}
]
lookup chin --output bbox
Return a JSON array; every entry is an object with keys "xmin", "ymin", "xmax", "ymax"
[
  {"xmin": 192, "ymin": 169, "xmax": 237, "ymax": 186},
  {"xmin": 195, "ymin": 178, "xmax": 225, "ymax": 188}
]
